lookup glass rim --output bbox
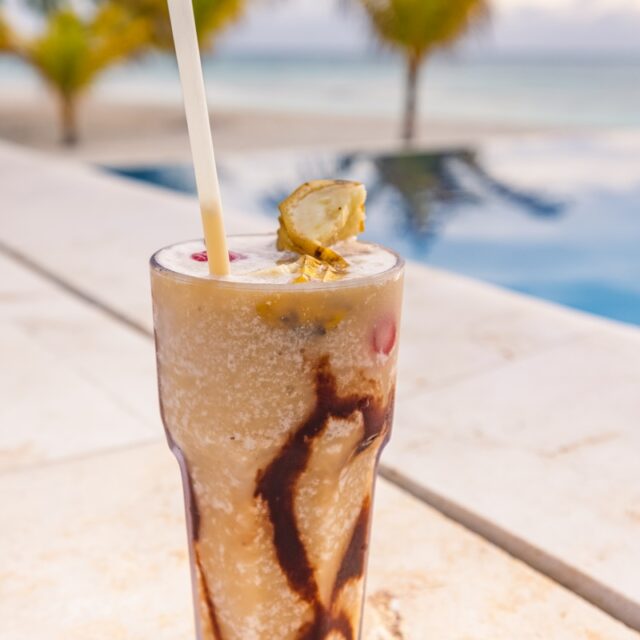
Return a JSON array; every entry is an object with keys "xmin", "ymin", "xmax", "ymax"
[{"xmin": 150, "ymin": 233, "xmax": 405, "ymax": 291}]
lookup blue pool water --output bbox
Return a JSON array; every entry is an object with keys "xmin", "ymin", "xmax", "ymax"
[{"xmin": 108, "ymin": 134, "xmax": 640, "ymax": 326}]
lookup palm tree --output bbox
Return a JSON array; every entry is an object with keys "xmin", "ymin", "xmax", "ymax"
[
  {"xmin": 357, "ymin": 0, "xmax": 490, "ymax": 144},
  {"xmin": 109, "ymin": 0, "xmax": 247, "ymax": 50},
  {"xmin": 20, "ymin": 4, "xmax": 150, "ymax": 145},
  {"xmin": 15, "ymin": 0, "xmax": 249, "ymax": 145},
  {"xmin": 0, "ymin": 3, "xmax": 13, "ymax": 51}
]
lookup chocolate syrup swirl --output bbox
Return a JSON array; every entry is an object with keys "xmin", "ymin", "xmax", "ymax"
[
  {"xmin": 162, "ymin": 355, "xmax": 394, "ymax": 640},
  {"xmin": 255, "ymin": 356, "xmax": 395, "ymax": 639},
  {"xmin": 294, "ymin": 500, "xmax": 372, "ymax": 640},
  {"xmin": 332, "ymin": 498, "xmax": 371, "ymax": 601}
]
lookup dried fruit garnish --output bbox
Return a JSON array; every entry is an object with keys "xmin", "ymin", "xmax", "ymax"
[{"xmin": 277, "ymin": 180, "xmax": 366, "ymax": 268}]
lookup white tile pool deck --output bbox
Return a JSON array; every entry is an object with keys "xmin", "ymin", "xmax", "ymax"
[{"xmin": 1, "ymin": 140, "xmax": 640, "ymax": 638}]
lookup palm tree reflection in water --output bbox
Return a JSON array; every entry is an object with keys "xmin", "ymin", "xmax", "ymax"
[{"xmin": 265, "ymin": 149, "xmax": 564, "ymax": 258}]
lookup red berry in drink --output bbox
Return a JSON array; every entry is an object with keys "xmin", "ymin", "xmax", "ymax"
[
  {"xmin": 372, "ymin": 316, "xmax": 396, "ymax": 356},
  {"xmin": 190, "ymin": 250, "xmax": 247, "ymax": 263},
  {"xmin": 191, "ymin": 251, "xmax": 208, "ymax": 262}
]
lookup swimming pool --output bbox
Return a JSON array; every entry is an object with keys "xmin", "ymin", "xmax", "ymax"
[{"xmin": 108, "ymin": 134, "xmax": 640, "ymax": 326}]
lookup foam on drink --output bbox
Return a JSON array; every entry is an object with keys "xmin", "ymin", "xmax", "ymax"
[{"xmin": 154, "ymin": 236, "xmax": 399, "ymax": 284}]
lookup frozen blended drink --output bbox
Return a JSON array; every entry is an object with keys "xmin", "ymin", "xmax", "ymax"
[{"xmin": 151, "ymin": 181, "xmax": 404, "ymax": 639}]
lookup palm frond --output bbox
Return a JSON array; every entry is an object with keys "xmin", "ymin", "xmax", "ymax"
[
  {"xmin": 89, "ymin": 3, "xmax": 151, "ymax": 75},
  {"xmin": 0, "ymin": 11, "xmax": 13, "ymax": 51},
  {"xmin": 359, "ymin": 0, "xmax": 490, "ymax": 60},
  {"xmin": 193, "ymin": 0, "xmax": 245, "ymax": 49},
  {"xmin": 109, "ymin": 0, "xmax": 247, "ymax": 50},
  {"xmin": 23, "ymin": 5, "xmax": 150, "ymax": 98}
]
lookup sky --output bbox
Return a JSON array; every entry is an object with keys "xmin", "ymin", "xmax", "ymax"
[
  {"xmin": 216, "ymin": 0, "xmax": 640, "ymax": 57},
  {"xmin": 4, "ymin": 0, "xmax": 640, "ymax": 57}
]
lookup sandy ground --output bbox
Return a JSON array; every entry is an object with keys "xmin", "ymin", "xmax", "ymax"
[{"xmin": 0, "ymin": 95, "xmax": 568, "ymax": 165}]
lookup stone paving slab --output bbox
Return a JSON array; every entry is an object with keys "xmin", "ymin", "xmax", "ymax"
[
  {"xmin": 0, "ymin": 322, "xmax": 152, "ymax": 472},
  {"xmin": 0, "ymin": 142, "xmax": 271, "ymax": 331},
  {"xmin": 0, "ymin": 253, "xmax": 160, "ymax": 472},
  {"xmin": 1, "ymin": 442, "xmax": 637, "ymax": 640},
  {"xmin": 397, "ymin": 264, "xmax": 594, "ymax": 396},
  {"xmin": 387, "ymin": 323, "xmax": 640, "ymax": 623}
]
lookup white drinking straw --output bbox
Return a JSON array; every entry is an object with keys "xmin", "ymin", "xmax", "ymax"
[{"xmin": 167, "ymin": 0, "xmax": 230, "ymax": 276}]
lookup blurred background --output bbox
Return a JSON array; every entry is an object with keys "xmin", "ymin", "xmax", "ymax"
[{"xmin": 1, "ymin": 0, "xmax": 639, "ymax": 323}]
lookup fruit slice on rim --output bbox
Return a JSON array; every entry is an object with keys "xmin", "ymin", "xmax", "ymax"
[{"xmin": 277, "ymin": 180, "xmax": 367, "ymax": 267}]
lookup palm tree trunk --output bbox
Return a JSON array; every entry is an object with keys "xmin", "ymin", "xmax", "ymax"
[
  {"xmin": 402, "ymin": 54, "xmax": 421, "ymax": 145},
  {"xmin": 59, "ymin": 94, "xmax": 79, "ymax": 146}
]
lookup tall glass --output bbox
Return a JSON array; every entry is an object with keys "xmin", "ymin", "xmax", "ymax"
[{"xmin": 151, "ymin": 234, "xmax": 404, "ymax": 640}]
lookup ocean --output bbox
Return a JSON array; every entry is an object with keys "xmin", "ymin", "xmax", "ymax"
[{"xmin": 2, "ymin": 53, "xmax": 640, "ymax": 128}]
